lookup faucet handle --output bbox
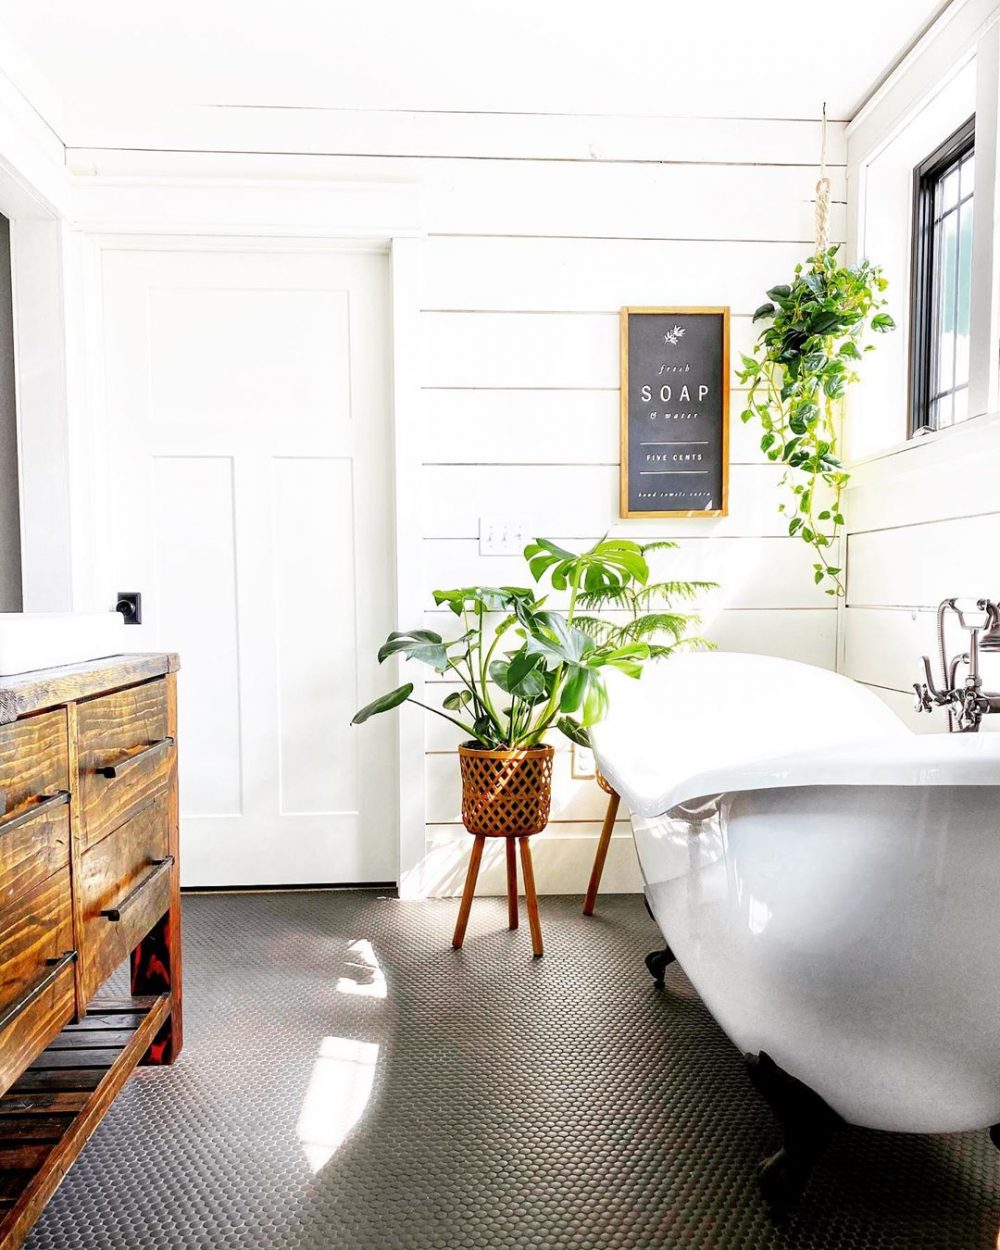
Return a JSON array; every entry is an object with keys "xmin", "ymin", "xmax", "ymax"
[{"xmin": 913, "ymin": 682, "xmax": 934, "ymax": 714}]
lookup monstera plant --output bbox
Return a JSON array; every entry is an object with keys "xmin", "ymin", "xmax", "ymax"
[
  {"xmin": 737, "ymin": 243, "xmax": 894, "ymax": 596},
  {"xmin": 352, "ymin": 539, "xmax": 654, "ymax": 751},
  {"xmin": 352, "ymin": 536, "xmax": 713, "ymax": 842}
]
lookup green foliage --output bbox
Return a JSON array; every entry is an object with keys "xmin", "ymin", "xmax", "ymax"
[
  {"xmin": 570, "ymin": 541, "xmax": 715, "ymax": 663},
  {"xmin": 352, "ymin": 539, "xmax": 676, "ymax": 750},
  {"xmin": 352, "ymin": 682, "xmax": 414, "ymax": 724},
  {"xmin": 737, "ymin": 244, "xmax": 894, "ymax": 596},
  {"xmin": 354, "ymin": 537, "xmax": 719, "ymax": 749},
  {"xmin": 527, "ymin": 537, "xmax": 715, "ymax": 740}
]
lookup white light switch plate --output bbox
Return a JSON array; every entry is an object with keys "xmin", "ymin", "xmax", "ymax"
[{"xmin": 479, "ymin": 516, "xmax": 527, "ymax": 556}]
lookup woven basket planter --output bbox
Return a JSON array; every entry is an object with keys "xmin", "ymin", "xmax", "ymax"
[{"xmin": 458, "ymin": 744, "xmax": 554, "ymax": 837}]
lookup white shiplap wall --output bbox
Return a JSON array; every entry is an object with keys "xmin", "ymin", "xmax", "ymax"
[
  {"xmin": 67, "ymin": 114, "xmax": 846, "ymax": 893},
  {"xmin": 841, "ymin": 2, "xmax": 1000, "ymax": 736},
  {"xmin": 411, "ymin": 124, "xmax": 847, "ymax": 892}
]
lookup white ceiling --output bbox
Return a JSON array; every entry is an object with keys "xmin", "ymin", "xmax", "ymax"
[{"xmin": 0, "ymin": 0, "xmax": 951, "ymax": 144}]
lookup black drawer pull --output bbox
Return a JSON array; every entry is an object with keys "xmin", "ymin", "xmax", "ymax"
[
  {"xmin": 96, "ymin": 737, "xmax": 174, "ymax": 779},
  {"xmin": 0, "ymin": 790, "xmax": 70, "ymax": 837},
  {"xmin": 0, "ymin": 950, "xmax": 77, "ymax": 1033},
  {"xmin": 101, "ymin": 855, "xmax": 174, "ymax": 922}
]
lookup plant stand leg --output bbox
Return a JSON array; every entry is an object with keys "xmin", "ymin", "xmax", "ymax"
[
  {"xmin": 745, "ymin": 1051, "xmax": 843, "ymax": 1211},
  {"xmin": 583, "ymin": 790, "xmax": 620, "ymax": 915},
  {"xmin": 518, "ymin": 836, "xmax": 544, "ymax": 958},
  {"xmin": 452, "ymin": 835, "xmax": 486, "ymax": 949},
  {"xmin": 505, "ymin": 838, "xmax": 518, "ymax": 930}
]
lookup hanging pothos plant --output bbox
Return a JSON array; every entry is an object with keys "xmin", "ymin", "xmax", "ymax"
[{"xmin": 736, "ymin": 243, "xmax": 894, "ymax": 596}]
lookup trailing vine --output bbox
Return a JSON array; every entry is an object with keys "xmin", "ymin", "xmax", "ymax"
[{"xmin": 736, "ymin": 243, "xmax": 894, "ymax": 596}]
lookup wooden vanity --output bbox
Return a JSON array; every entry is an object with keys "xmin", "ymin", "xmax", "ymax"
[{"xmin": 0, "ymin": 653, "xmax": 181, "ymax": 1248}]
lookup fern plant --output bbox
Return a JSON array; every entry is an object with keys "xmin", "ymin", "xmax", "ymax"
[
  {"xmin": 571, "ymin": 541, "xmax": 715, "ymax": 659},
  {"xmin": 524, "ymin": 540, "xmax": 716, "ymax": 746}
]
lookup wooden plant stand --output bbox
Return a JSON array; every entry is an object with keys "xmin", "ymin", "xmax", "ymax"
[
  {"xmin": 583, "ymin": 773, "xmax": 621, "ymax": 916},
  {"xmin": 452, "ymin": 833, "xmax": 544, "ymax": 958}
]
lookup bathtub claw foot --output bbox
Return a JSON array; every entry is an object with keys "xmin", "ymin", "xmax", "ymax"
[
  {"xmin": 644, "ymin": 946, "xmax": 675, "ymax": 987},
  {"xmin": 746, "ymin": 1051, "xmax": 843, "ymax": 1210},
  {"xmin": 756, "ymin": 1147, "xmax": 807, "ymax": 1210},
  {"xmin": 990, "ymin": 1124, "xmax": 1000, "ymax": 1150}
]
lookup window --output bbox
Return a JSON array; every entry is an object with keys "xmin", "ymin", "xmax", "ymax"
[{"xmin": 910, "ymin": 115, "xmax": 975, "ymax": 434}]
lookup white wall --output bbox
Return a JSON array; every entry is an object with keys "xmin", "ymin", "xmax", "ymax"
[
  {"xmin": 0, "ymin": 45, "xmax": 857, "ymax": 892},
  {"xmin": 842, "ymin": 0, "xmax": 1000, "ymax": 729},
  {"xmin": 62, "ymin": 115, "xmax": 847, "ymax": 894},
  {"xmin": 0, "ymin": 214, "xmax": 21, "ymax": 610},
  {"xmin": 407, "ymin": 124, "xmax": 846, "ymax": 893}
]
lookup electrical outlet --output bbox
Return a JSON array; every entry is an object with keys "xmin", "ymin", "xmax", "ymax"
[
  {"xmin": 479, "ymin": 517, "xmax": 527, "ymax": 556},
  {"xmin": 572, "ymin": 743, "xmax": 597, "ymax": 780}
]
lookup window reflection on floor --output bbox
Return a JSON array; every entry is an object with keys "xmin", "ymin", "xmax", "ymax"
[
  {"xmin": 297, "ymin": 1036, "xmax": 380, "ymax": 1173},
  {"xmin": 335, "ymin": 938, "xmax": 387, "ymax": 999}
]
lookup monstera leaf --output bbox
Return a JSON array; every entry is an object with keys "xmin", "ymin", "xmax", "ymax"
[
  {"xmin": 432, "ymin": 586, "xmax": 538, "ymax": 617},
  {"xmin": 377, "ymin": 630, "xmax": 449, "ymax": 671},
  {"xmin": 352, "ymin": 683, "xmax": 413, "ymax": 724},
  {"xmin": 524, "ymin": 537, "xmax": 649, "ymax": 594},
  {"xmin": 489, "ymin": 649, "xmax": 547, "ymax": 701}
]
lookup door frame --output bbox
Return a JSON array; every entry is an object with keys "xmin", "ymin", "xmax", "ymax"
[{"xmin": 6, "ymin": 174, "xmax": 428, "ymax": 893}]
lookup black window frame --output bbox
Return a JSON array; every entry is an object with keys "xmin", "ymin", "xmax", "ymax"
[{"xmin": 909, "ymin": 114, "xmax": 976, "ymax": 436}]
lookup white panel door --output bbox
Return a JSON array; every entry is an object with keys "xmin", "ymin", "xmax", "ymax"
[{"xmin": 99, "ymin": 244, "xmax": 396, "ymax": 886}]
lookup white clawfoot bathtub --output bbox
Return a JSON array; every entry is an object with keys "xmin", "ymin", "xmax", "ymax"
[{"xmin": 590, "ymin": 652, "xmax": 1000, "ymax": 1135}]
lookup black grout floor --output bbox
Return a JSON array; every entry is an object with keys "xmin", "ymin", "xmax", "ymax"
[{"xmin": 24, "ymin": 890, "xmax": 1000, "ymax": 1249}]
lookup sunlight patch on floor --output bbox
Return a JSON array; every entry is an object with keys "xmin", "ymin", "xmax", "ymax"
[
  {"xmin": 335, "ymin": 938, "xmax": 387, "ymax": 999},
  {"xmin": 297, "ymin": 1036, "xmax": 379, "ymax": 1173}
]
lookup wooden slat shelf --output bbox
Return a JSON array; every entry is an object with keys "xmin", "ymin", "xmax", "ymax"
[{"xmin": 0, "ymin": 994, "xmax": 170, "ymax": 1246}]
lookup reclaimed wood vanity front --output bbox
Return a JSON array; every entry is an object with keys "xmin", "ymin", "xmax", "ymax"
[{"xmin": 0, "ymin": 653, "xmax": 181, "ymax": 1248}]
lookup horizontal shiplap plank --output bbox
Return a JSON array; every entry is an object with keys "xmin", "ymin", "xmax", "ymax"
[
  {"xmin": 421, "ymin": 312, "xmax": 617, "ymax": 388},
  {"xmin": 420, "ymin": 312, "xmax": 762, "ymax": 389},
  {"xmin": 421, "ymin": 536, "xmax": 838, "ymax": 609},
  {"xmin": 845, "ymin": 419, "xmax": 1000, "ymax": 535},
  {"xmin": 66, "ymin": 115, "xmax": 846, "ymax": 168},
  {"xmin": 846, "ymin": 513, "xmax": 1000, "ymax": 607},
  {"xmin": 421, "ymin": 463, "xmax": 804, "ymax": 538},
  {"xmin": 421, "ymin": 387, "xmax": 767, "ymax": 464},
  {"xmin": 842, "ymin": 606, "xmax": 1000, "ymax": 707},
  {"xmin": 415, "ymin": 159, "xmax": 845, "ymax": 240},
  {"xmin": 421, "ymin": 237, "xmax": 838, "ymax": 313},
  {"xmin": 420, "ymin": 823, "xmax": 641, "ymax": 896},
  {"xmin": 842, "ymin": 607, "xmax": 937, "ymax": 692}
]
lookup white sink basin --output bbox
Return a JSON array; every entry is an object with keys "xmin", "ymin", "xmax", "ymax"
[{"xmin": 0, "ymin": 613, "xmax": 128, "ymax": 677}]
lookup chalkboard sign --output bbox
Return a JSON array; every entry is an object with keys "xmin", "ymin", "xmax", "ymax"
[{"xmin": 620, "ymin": 307, "xmax": 730, "ymax": 518}]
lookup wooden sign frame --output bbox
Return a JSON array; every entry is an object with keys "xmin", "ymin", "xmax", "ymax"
[{"xmin": 619, "ymin": 306, "xmax": 730, "ymax": 518}]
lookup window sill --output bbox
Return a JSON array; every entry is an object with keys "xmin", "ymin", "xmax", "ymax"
[{"xmin": 847, "ymin": 406, "xmax": 1000, "ymax": 477}]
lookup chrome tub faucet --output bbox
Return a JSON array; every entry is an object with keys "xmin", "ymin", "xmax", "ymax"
[{"xmin": 915, "ymin": 598, "xmax": 1000, "ymax": 732}]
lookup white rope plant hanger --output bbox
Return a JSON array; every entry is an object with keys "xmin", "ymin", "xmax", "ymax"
[
  {"xmin": 815, "ymin": 103, "xmax": 831, "ymax": 253},
  {"xmin": 738, "ymin": 103, "xmax": 894, "ymax": 599}
]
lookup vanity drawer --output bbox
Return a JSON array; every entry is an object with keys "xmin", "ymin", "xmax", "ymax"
[
  {"xmin": 0, "ymin": 867, "xmax": 76, "ymax": 1094},
  {"xmin": 0, "ymin": 710, "xmax": 70, "ymax": 823},
  {"xmin": 79, "ymin": 793, "xmax": 171, "ymax": 1003},
  {"xmin": 0, "ymin": 798, "xmax": 70, "ymax": 912},
  {"xmin": 77, "ymin": 679, "xmax": 173, "ymax": 850}
]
